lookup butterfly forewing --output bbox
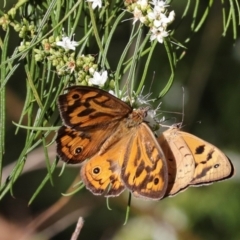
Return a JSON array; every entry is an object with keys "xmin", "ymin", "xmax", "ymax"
[
  {"xmin": 57, "ymin": 86, "xmax": 133, "ymax": 163},
  {"xmin": 58, "ymin": 86, "xmax": 132, "ymax": 130},
  {"xmin": 180, "ymin": 132, "xmax": 234, "ymax": 185}
]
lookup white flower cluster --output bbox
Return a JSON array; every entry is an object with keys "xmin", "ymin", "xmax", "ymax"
[
  {"xmin": 85, "ymin": 0, "xmax": 174, "ymax": 42},
  {"xmin": 129, "ymin": 0, "xmax": 175, "ymax": 43}
]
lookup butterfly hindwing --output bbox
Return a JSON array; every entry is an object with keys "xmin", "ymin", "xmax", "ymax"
[
  {"xmin": 57, "ymin": 124, "xmax": 120, "ymax": 163},
  {"xmin": 80, "ymin": 128, "xmax": 127, "ymax": 197},
  {"xmin": 158, "ymin": 128, "xmax": 195, "ymax": 196}
]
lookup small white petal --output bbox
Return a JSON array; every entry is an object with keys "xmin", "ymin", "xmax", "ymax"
[
  {"xmin": 89, "ymin": 67, "xmax": 95, "ymax": 74},
  {"xmin": 150, "ymin": 33, "xmax": 157, "ymax": 41},
  {"xmin": 101, "ymin": 70, "xmax": 108, "ymax": 81},
  {"xmin": 133, "ymin": 7, "xmax": 143, "ymax": 24},
  {"xmin": 153, "ymin": 19, "xmax": 162, "ymax": 28},
  {"xmin": 150, "ymin": 27, "xmax": 168, "ymax": 43},
  {"xmin": 139, "ymin": 16, "xmax": 147, "ymax": 23},
  {"xmin": 137, "ymin": 0, "xmax": 148, "ymax": 9},
  {"xmin": 151, "ymin": 0, "xmax": 168, "ymax": 8},
  {"xmin": 168, "ymin": 10, "xmax": 175, "ymax": 22},
  {"xmin": 148, "ymin": 11, "xmax": 156, "ymax": 20}
]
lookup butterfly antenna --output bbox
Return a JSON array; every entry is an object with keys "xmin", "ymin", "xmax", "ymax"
[{"xmin": 123, "ymin": 192, "xmax": 132, "ymax": 225}]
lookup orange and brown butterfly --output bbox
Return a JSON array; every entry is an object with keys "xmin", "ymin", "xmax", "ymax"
[
  {"xmin": 158, "ymin": 126, "xmax": 234, "ymax": 197},
  {"xmin": 56, "ymin": 86, "xmax": 234, "ymax": 200},
  {"xmin": 56, "ymin": 86, "xmax": 168, "ymax": 200}
]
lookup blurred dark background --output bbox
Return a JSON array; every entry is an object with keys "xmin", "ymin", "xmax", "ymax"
[{"xmin": 0, "ymin": 1, "xmax": 240, "ymax": 239}]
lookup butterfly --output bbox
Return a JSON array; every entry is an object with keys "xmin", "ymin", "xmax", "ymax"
[
  {"xmin": 158, "ymin": 127, "xmax": 234, "ymax": 197},
  {"xmin": 56, "ymin": 86, "xmax": 168, "ymax": 200},
  {"xmin": 56, "ymin": 86, "xmax": 234, "ymax": 200}
]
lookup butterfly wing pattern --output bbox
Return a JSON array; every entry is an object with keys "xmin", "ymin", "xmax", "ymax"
[
  {"xmin": 158, "ymin": 127, "xmax": 234, "ymax": 197},
  {"xmin": 56, "ymin": 86, "xmax": 132, "ymax": 163},
  {"xmin": 57, "ymin": 86, "xmax": 234, "ymax": 200}
]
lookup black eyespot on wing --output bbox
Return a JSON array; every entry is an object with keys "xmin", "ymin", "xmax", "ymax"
[
  {"xmin": 93, "ymin": 167, "xmax": 101, "ymax": 175},
  {"xmin": 72, "ymin": 93, "xmax": 80, "ymax": 99},
  {"xmin": 154, "ymin": 178, "xmax": 159, "ymax": 185},
  {"xmin": 75, "ymin": 147, "xmax": 83, "ymax": 155}
]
